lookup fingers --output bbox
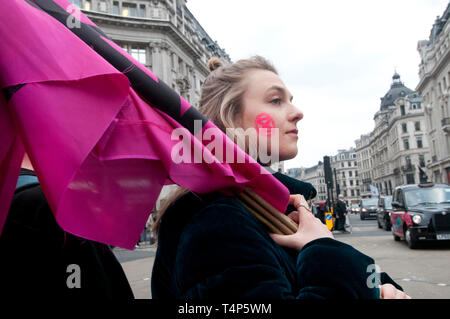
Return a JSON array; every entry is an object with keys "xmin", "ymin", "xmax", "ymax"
[
  {"xmin": 289, "ymin": 195, "xmax": 312, "ymax": 219},
  {"xmin": 380, "ymin": 284, "xmax": 412, "ymax": 299},
  {"xmin": 269, "ymin": 233, "xmax": 296, "ymax": 250},
  {"xmin": 287, "ymin": 211, "xmax": 299, "ymax": 223},
  {"xmin": 289, "ymin": 194, "xmax": 310, "ymax": 210}
]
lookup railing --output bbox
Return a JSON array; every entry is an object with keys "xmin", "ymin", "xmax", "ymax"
[
  {"xmin": 401, "ymin": 164, "xmax": 415, "ymax": 172},
  {"xmin": 393, "ymin": 168, "xmax": 400, "ymax": 175}
]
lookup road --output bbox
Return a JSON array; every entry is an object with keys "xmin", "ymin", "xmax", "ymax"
[
  {"xmin": 336, "ymin": 213, "xmax": 450, "ymax": 299},
  {"xmin": 114, "ymin": 213, "xmax": 450, "ymax": 299}
]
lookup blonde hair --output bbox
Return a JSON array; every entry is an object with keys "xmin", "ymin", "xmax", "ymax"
[
  {"xmin": 153, "ymin": 56, "xmax": 278, "ymax": 235},
  {"xmin": 199, "ymin": 56, "xmax": 277, "ymax": 132}
]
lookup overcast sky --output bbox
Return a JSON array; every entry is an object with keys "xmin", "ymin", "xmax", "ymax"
[{"xmin": 187, "ymin": 0, "xmax": 449, "ymax": 169}]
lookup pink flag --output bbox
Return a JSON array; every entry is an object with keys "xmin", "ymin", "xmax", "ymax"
[{"xmin": 0, "ymin": 0, "xmax": 290, "ymax": 249}]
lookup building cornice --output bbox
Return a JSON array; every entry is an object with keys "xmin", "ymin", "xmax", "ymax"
[
  {"xmin": 84, "ymin": 10, "xmax": 210, "ymax": 75},
  {"xmin": 416, "ymin": 26, "xmax": 450, "ymax": 92}
]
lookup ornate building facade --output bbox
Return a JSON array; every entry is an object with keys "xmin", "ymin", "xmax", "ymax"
[
  {"xmin": 355, "ymin": 133, "xmax": 372, "ymax": 198},
  {"xmin": 416, "ymin": 2, "xmax": 450, "ymax": 184},
  {"xmin": 69, "ymin": 0, "xmax": 230, "ymax": 211},
  {"xmin": 331, "ymin": 148, "xmax": 359, "ymax": 204},
  {"xmin": 71, "ymin": 0, "xmax": 230, "ymax": 109},
  {"xmin": 355, "ymin": 73, "xmax": 430, "ymax": 197},
  {"xmin": 299, "ymin": 162, "xmax": 328, "ymax": 202}
]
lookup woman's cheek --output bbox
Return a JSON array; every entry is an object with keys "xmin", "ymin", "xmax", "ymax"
[{"xmin": 254, "ymin": 113, "xmax": 277, "ymax": 137}]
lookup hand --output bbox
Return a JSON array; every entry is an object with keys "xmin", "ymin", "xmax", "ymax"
[
  {"xmin": 380, "ymin": 284, "xmax": 412, "ymax": 299},
  {"xmin": 270, "ymin": 195, "xmax": 333, "ymax": 252}
]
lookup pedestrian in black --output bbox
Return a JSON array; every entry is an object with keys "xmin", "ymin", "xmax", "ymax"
[
  {"xmin": 0, "ymin": 154, "xmax": 134, "ymax": 299},
  {"xmin": 336, "ymin": 194, "xmax": 348, "ymax": 233}
]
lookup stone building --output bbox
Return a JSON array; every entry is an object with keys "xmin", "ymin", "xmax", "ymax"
[
  {"xmin": 416, "ymin": 2, "xmax": 450, "ymax": 184},
  {"xmin": 300, "ymin": 162, "xmax": 328, "ymax": 202},
  {"xmin": 355, "ymin": 73, "xmax": 430, "ymax": 196},
  {"xmin": 69, "ymin": 0, "xmax": 230, "ymax": 211},
  {"xmin": 71, "ymin": 0, "xmax": 230, "ymax": 109},
  {"xmin": 331, "ymin": 148, "xmax": 360, "ymax": 204},
  {"xmin": 355, "ymin": 133, "xmax": 373, "ymax": 198}
]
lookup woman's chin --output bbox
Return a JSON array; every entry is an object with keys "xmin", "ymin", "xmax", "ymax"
[{"xmin": 279, "ymin": 149, "xmax": 298, "ymax": 162}]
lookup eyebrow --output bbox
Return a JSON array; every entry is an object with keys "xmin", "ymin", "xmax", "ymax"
[{"xmin": 266, "ymin": 85, "xmax": 294, "ymax": 102}]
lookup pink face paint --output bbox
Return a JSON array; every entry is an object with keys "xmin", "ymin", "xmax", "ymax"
[{"xmin": 255, "ymin": 113, "xmax": 276, "ymax": 137}]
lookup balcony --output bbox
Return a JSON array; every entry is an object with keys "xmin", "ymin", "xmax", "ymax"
[
  {"xmin": 442, "ymin": 117, "xmax": 450, "ymax": 133},
  {"xmin": 393, "ymin": 168, "xmax": 400, "ymax": 175},
  {"xmin": 401, "ymin": 164, "xmax": 415, "ymax": 172}
]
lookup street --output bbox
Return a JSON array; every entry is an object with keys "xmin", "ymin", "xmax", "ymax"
[
  {"xmin": 336, "ymin": 213, "xmax": 450, "ymax": 299},
  {"xmin": 114, "ymin": 213, "xmax": 450, "ymax": 299}
]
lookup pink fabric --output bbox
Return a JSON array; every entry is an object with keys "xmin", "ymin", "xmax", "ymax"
[{"xmin": 0, "ymin": 0, "xmax": 290, "ymax": 249}]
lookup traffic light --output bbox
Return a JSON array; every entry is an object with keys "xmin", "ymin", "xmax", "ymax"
[{"xmin": 323, "ymin": 156, "xmax": 333, "ymax": 189}]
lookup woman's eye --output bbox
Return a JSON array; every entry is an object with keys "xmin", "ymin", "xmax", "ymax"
[{"xmin": 271, "ymin": 98, "xmax": 281, "ymax": 105}]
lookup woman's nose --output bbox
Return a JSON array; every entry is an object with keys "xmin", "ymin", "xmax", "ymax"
[{"xmin": 288, "ymin": 104, "xmax": 303, "ymax": 123}]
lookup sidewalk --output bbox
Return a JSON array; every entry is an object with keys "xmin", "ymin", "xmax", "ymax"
[{"xmin": 113, "ymin": 243, "xmax": 157, "ymax": 299}]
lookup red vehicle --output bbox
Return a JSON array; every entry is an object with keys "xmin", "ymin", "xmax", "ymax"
[{"xmin": 390, "ymin": 183, "xmax": 450, "ymax": 249}]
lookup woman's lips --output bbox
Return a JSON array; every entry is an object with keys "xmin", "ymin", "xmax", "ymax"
[{"xmin": 286, "ymin": 129, "xmax": 298, "ymax": 136}]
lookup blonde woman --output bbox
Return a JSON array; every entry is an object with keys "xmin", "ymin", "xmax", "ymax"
[{"xmin": 151, "ymin": 56, "xmax": 408, "ymax": 299}]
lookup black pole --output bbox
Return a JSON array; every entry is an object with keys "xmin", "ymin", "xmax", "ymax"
[
  {"xmin": 323, "ymin": 156, "xmax": 334, "ymax": 208},
  {"xmin": 334, "ymin": 167, "xmax": 340, "ymax": 200}
]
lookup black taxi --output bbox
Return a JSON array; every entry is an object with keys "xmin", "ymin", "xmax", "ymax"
[{"xmin": 390, "ymin": 183, "xmax": 450, "ymax": 249}]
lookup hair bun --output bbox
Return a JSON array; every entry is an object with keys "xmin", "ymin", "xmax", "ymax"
[{"xmin": 208, "ymin": 57, "xmax": 223, "ymax": 72}]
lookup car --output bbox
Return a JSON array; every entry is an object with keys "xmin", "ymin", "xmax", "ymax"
[
  {"xmin": 377, "ymin": 195, "xmax": 392, "ymax": 231},
  {"xmin": 349, "ymin": 204, "xmax": 360, "ymax": 214},
  {"xmin": 359, "ymin": 197, "xmax": 378, "ymax": 220},
  {"xmin": 390, "ymin": 183, "xmax": 450, "ymax": 249}
]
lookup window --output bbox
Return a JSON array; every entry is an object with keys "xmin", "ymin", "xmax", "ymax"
[
  {"xmin": 121, "ymin": 44, "xmax": 149, "ymax": 66},
  {"xmin": 341, "ymin": 162, "xmax": 344, "ymax": 168},
  {"xmin": 400, "ymin": 104, "xmax": 406, "ymax": 116},
  {"xmin": 70, "ymin": 0, "xmax": 81, "ymax": 7},
  {"xmin": 343, "ymin": 180, "xmax": 347, "ymax": 187},
  {"xmin": 403, "ymin": 138, "xmax": 409, "ymax": 150},
  {"xmin": 122, "ymin": 3, "xmax": 137, "ymax": 16},
  {"xmin": 402, "ymin": 123, "xmax": 407, "ymax": 133},
  {"xmin": 406, "ymin": 173, "xmax": 415, "ymax": 185},
  {"xmin": 98, "ymin": 0, "xmax": 107, "ymax": 12},
  {"xmin": 350, "ymin": 180, "xmax": 354, "ymax": 186},
  {"xmin": 405, "ymin": 156, "xmax": 412, "ymax": 167},
  {"xmin": 419, "ymin": 154, "xmax": 425, "ymax": 167},
  {"xmin": 140, "ymin": 5, "xmax": 146, "ymax": 17},
  {"xmin": 417, "ymin": 136, "xmax": 423, "ymax": 149},
  {"xmin": 113, "ymin": 1, "xmax": 119, "ymax": 15},
  {"xmin": 342, "ymin": 172, "xmax": 345, "ymax": 178},
  {"xmin": 131, "ymin": 47, "xmax": 146, "ymax": 65},
  {"xmin": 349, "ymin": 171, "xmax": 353, "ymax": 177},
  {"xmin": 348, "ymin": 161, "xmax": 351, "ymax": 167},
  {"xmin": 351, "ymin": 190, "xmax": 355, "ymax": 197},
  {"xmin": 178, "ymin": 57, "xmax": 184, "ymax": 74},
  {"xmin": 415, "ymin": 121, "xmax": 421, "ymax": 131},
  {"xmin": 84, "ymin": 0, "xmax": 91, "ymax": 10}
]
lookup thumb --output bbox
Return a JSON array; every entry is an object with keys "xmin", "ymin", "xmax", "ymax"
[{"xmin": 270, "ymin": 233, "xmax": 290, "ymax": 246}]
